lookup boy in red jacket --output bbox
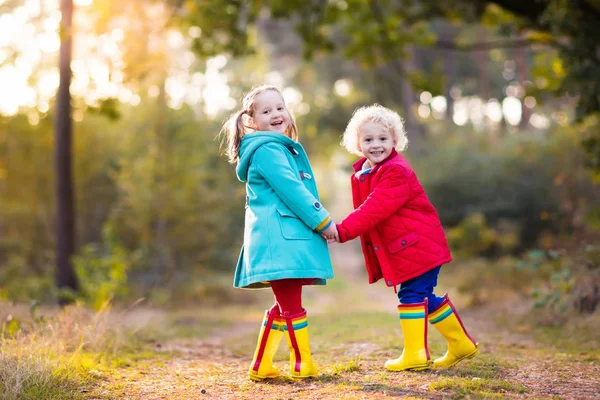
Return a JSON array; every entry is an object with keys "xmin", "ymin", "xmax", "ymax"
[{"xmin": 330, "ymin": 104, "xmax": 478, "ymax": 371}]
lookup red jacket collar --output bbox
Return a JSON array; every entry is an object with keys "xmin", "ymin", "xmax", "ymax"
[{"xmin": 352, "ymin": 148, "xmax": 399, "ymax": 172}]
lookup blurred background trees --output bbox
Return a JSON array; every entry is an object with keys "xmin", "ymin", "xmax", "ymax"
[{"xmin": 0, "ymin": 0, "xmax": 598, "ymax": 321}]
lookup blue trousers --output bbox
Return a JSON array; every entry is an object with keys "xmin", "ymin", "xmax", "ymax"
[{"xmin": 397, "ymin": 266, "xmax": 444, "ymax": 313}]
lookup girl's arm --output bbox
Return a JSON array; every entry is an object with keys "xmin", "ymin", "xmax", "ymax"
[
  {"xmin": 337, "ymin": 166, "xmax": 412, "ymax": 242},
  {"xmin": 253, "ymin": 143, "xmax": 331, "ymax": 232}
]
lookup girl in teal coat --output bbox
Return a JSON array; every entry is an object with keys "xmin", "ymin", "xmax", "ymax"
[{"xmin": 221, "ymin": 84, "xmax": 337, "ymax": 381}]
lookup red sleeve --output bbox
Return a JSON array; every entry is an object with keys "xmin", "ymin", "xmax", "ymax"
[{"xmin": 337, "ymin": 165, "xmax": 412, "ymax": 242}]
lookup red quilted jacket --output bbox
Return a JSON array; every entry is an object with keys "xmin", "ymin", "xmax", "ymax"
[{"xmin": 337, "ymin": 149, "xmax": 452, "ymax": 287}]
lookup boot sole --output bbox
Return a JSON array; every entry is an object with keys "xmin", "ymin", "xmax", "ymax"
[
  {"xmin": 385, "ymin": 361, "xmax": 432, "ymax": 372},
  {"xmin": 249, "ymin": 373, "xmax": 279, "ymax": 381},
  {"xmin": 434, "ymin": 345, "xmax": 479, "ymax": 368},
  {"xmin": 289, "ymin": 375, "xmax": 318, "ymax": 379}
]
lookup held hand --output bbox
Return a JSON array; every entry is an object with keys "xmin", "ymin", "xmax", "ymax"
[{"xmin": 321, "ymin": 224, "xmax": 339, "ymax": 243}]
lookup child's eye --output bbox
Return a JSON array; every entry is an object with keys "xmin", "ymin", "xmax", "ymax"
[
  {"xmin": 278, "ymin": 107, "xmax": 284, "ymax": 111},
  {"xmin": 263, "ymin": 110, "xmax": 270, "ymax": 114}
]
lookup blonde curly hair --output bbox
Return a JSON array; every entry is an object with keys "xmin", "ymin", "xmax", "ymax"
[{"xmin": 341, "ymin": 104, "xmax": 408, "ymax": 156}]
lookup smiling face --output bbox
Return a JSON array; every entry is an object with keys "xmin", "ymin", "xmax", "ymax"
[
  {"xmin": 358, "ymin": 121, "xmax": 397, "ymax": 165},
  {"xmin": 250, "ymin": 90, "xmax": 291, "ymax": 135}
]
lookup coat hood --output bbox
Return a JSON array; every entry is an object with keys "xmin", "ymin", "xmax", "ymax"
[{"xmin": 236, "ymin": 132, "xmax": 296, "ymax": 182}]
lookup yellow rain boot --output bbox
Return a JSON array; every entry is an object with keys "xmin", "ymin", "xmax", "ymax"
[
  {"xmin": 283, "ymin": 309, "xmax": 318, "ymax": 379},
  {"xmin": 248, "ymin": 306, "xmax": 285, "ymax": 381},
  {"xmin": 385, "ymin": 300, "xmax": 432, "ymax": 371},
  {"xmin": 429, "ymin": 294, "xmax": 478, "ymax": 368}
]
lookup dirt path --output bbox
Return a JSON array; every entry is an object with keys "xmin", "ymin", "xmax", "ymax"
[{"xmin": 93, "ymin": 247, "xmax": 600, "ymax": 399}]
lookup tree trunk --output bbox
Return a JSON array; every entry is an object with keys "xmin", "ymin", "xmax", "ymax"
[
  {"xmin": 475, "ymin": 27, "xmax": 490, "ymax": 102},
  {"xmin": 401, "ymin": 45, "xmax": 416, "ymax": 134},
  {"xmin": 515, "ymin": 42, "xmax": 531, "ymax": 129},
  {"xmin": 55, "ymin": 0, "xmax": 78, "ymax": 304},
  {"xmin": 442, "ymin": 23, "xmax": 456, "ymax": 121}
]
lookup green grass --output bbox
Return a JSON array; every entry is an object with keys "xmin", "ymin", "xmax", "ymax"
[
  {"xmin": 434, "ymin": 354, "xmax": 504, "ymax": 379},
  {"xmin": 530, "ymin": 315, "xmax": 600, "ymax": 362},
  {"xmin": 429, "ymin": 377, "xmax": 528, "ymax": 399},
  {"xmin": 1, "ymin": 273, "xmax": 599, "ymax": 399},
  {"xmin": 331, "ymin": 357, "xmax": 362, "ymax": 374}
]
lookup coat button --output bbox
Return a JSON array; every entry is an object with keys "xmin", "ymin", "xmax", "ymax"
[
  {"xmin": 313, "ymin": 201, "xmax": 322, "ymax": 210},
  {"xmin": 360, "ymin": 178, "xmax": 365, "ymax": 182},
  {"xmin": 387, "ymin": 280, "xmax": 393, "ymax": 285},
  {"xmin": 374, "ymin": 246, "xmax": 379, "ymax": 251},
  {"xmin": 401, "ymin": 240, "xmax": 407, "ymax": 246}
]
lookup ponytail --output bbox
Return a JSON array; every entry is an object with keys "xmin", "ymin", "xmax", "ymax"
[{"xmin": 220, "ymin": 109, "xmax": 247, "ymax": 163}]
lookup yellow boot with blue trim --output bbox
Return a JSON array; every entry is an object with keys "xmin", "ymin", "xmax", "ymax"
[
  {"xmin": 385, "ymin": 300, "xmax": 432, "ymax": 371},
  {"xmin": 283, "ymin": 309, "xmax": 318, "ymax": 379},
  {"xmin": 428, "ymin": 293, "xmax": 478, "ymax": 368},
  {"xmin": 248, "ymin": 305, "xmax": 285, "ymax": 381}
]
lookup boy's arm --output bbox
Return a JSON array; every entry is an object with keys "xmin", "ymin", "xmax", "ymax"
[
  {"xmin": 253, "ymin": 143, "xmax": 331, "ymax": 232},
  {"xmin": 337, "ymin": 166, "xmax": 412, "ymax": 242}
]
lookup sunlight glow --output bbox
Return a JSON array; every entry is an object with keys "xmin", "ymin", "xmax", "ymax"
[
  {"xmin": 148, "ymin": 85, "xmax": 160, "ymax": 98},
  {"xmin": 430, "ymin": 96, "xmax": 447, "ymax": 119},
  {"xmin": 417, "ymin": 104, "xmax": 431, "ymax": 119},
  {"xmin": 202, "ymin": 56, "xmax": 234, "ymax": 116},
  {"xmin": 294, "ymin": 103, "xmax": 310, "ymax": 116},
  {"xmin": 0, "ymin": 1, "xmax": 238, "ymax": 118},
  {"xmin": 485, "ymin": 99, "xmax": 503, "ymax": 123},
  {"xmin": 264, "ymin": 71, "xmax": 284, "ymax": 88},
  {"xmin": 0, "ymin": 1, "xmax": 543, "ymax": 127},
  {"xmin": 524, "ymin": 96, "xmax": 536, "ymax": 108},
  {"xmin": 420, "ymin": 91, "xmax": 432, "ymax": 104},
  {"xmin": 453, "ymin": 99, "xmax": 469, "ymax": 126},
  {"xmin": 0, "ymin": 66, "xmax": 28, "ymax": 115},
  {"xmin": 283, "ymin": 87, "xmax": 310, "ymax": 116},
  {"xmin": 282, "ymin": 87, "xmax": 303, "ymax": 107},
  {"xmin": 502, "ymin": 96, "xmax": 522, "ymax": 126},
  {"xmin": 530, "ymin": 113, "xmax": 551, "ymax": 129},
  {"xmin": 188, "ymin": 26, "xmax": 202, "ymax": 39},
  {"xmin": 39, "ymin": 31, "xmax": 60, "ymax": 53},
  {"xmin": 469, "ymin": 97, "xmax": 485, "ymax": 128},
  {"xmin": 166, "ymin": 76, "xmax": 187, "ymax": 109},
  {"xmin": 0, "ymin": 15, "xmax": 17, "ymax": 46},
  {"xmin": 334, "ymin": 79, "xmax": 351, "ymax": 97}
]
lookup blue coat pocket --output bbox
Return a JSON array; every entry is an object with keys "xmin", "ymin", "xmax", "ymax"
[{"xmin": 276, "ymin": 208, "xmax": 312, "ymax": 240}]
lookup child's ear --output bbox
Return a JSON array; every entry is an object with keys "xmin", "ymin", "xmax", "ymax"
[{"xmin": 248, "ymin": 116, "xmax": 257, "ymax": 129}]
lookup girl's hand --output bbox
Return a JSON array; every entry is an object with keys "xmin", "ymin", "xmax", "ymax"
[{"xmin": 321, "ymin": 224, "xmax": 339, "ymax": 243}]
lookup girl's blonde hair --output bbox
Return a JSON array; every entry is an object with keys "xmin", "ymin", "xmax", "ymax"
[
  {"xmin": 221, "ymin": 84, "xmax": 299, "ymax": 163},
  {"xmin": 341, "ymin": 104, "xmax": 408, "ymax": 156}
]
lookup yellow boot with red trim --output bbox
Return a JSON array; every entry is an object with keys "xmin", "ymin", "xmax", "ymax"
[
  {"xmin": 428, "ymin": 293, "xmax": 478, "ymax": 368},
  {"xmin": 384, "ymin": 300, "xmax": 432, "ymax": 371},
  {"xmin": 283, "ymin": 309, "xmax": 318, "ymax": 379},
  {"xmin": 248, "ymin": 305, "xmax": 285, "ymax": 381}
]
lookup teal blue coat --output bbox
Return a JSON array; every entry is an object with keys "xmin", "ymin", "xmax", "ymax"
[{"xmin": 234, "ymin": 132, "xmax": 334, "ymax": 289}]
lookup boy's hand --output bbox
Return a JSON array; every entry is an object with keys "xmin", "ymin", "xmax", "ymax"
[{"xmin": 321, "ymin": 223, "xmax": 339, "ymax": 243}]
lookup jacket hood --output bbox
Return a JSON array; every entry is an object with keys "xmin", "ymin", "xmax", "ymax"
[{"xmin": 236, "ymin": 132, "xmax": 296, "ymax": 182}]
